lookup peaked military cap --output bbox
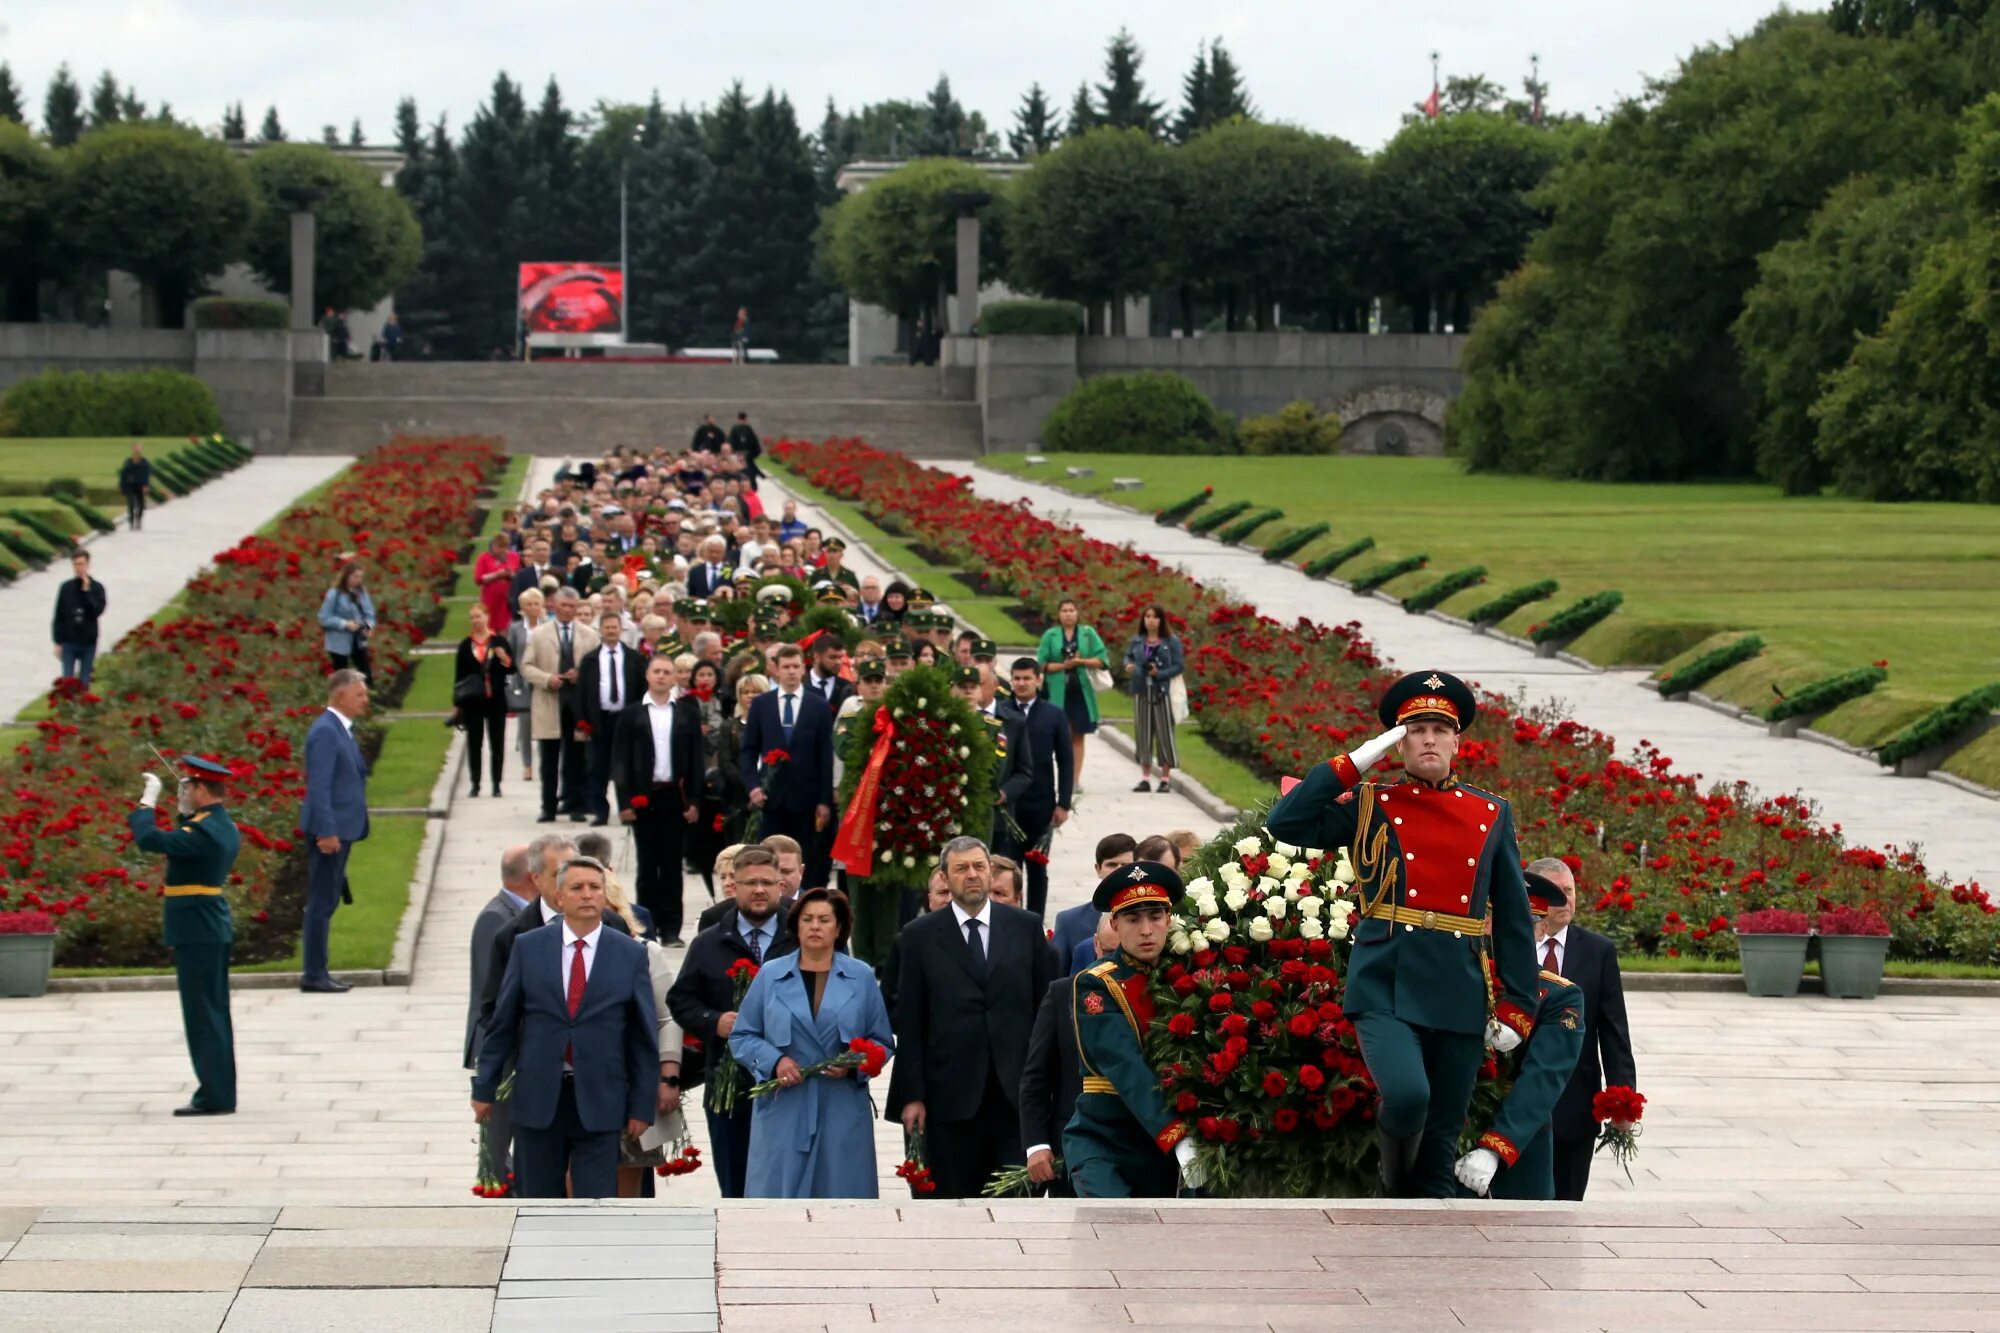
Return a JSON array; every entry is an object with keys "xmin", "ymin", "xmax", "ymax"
[
  {"xmin": 1524, "ymin": 870, "xmax": 1565, "ymax": 919},
  {"xmin": 1377, "ymin": 669, "xmax": 1476, "ymax": 731},
  {"xmin": 176, "ymin": 755, "xmax": 233, "ymax": 781},
  {"xmin": 970, "ymin": 638, "xmax": 998, "ymax": 660},
  {"xmin": 951, "ymin": 665, "xmax": 980, "ymax": 688},
  {"xmin": 855, "ymin": 657, "xmax": 887, "ymax": 682},
  {"xmin": 1093, "ymin": 860, "xmax": 1186, "ymax": 916},
  {"xmin": 886, "ymin": 639, "xmax": 915, "ymax": 662}
]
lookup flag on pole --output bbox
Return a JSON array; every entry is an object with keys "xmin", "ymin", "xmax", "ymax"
[{"xmin": 1423, "ymin": 83, "xmax": 1441, "ymax": 120}]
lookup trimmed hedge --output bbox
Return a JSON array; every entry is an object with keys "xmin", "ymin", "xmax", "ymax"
[
  {"xmin": 1155, "ymin": 487, "xmax": 1213, "ymax": 526},
  {"xmin": 1042, "ymin": 371, "xmax": 1234, "ymax": 455},
  {"xmin": 191, "ymin": 296, "xmax": 291, "ymax": 330},
  {"xmin": 1466, "ymin": 579, "xmax": 1557, "ymax": 626},
  {"xmin": 1531, "ymin": 591, "xmax": 1623, "ymax": 645},
  {"xmin": 1656, "ymin": 634, "xmax": 1764, "ymax": 697},
  {"xmin": 1262, "ymin": 522, "xmax": 1331, "ymax": 564},
  {"xmin": 1215, "ymin": 506, "xmax": 1284, "ymax": 545},
  {"xmin": 1302, "ymin": 536, "xmax": 1374, "ymax": 578},
  {"xmin": 980, "ymin": 298, "xmax": 1084, "ymax": 337},
  {"xmin": 0, "ymin": 525, "xmax": 55, "ymax": 567},
  {"xmin": 1767, "ymin": 665, "xmax": 1887, "ymax": 723},
  {"xmin": 7, "ymin": 507, "xmax": 76, "ymax": 552},
  {"xmin": 1878, "ymin": 683, "xmax": 2000, "ymax": 767},
  {"xmin": 0, "ymin": 369, "xmax": 221, "ymax": 438},
  {"xmin": 1402, "ymin": 565, "xmax": 1488, "ymax": 615},
  {"xmin": 52, "ymin": 494, "xmax": 116, "ymax": 534},
  {"xmin": 1187, "ymin": 499, "xmax": 1254, "ymax": 535},
  {"xmin": 1350, "ymin": 553, "xmax": 1429, "ymax": 595},
  {"xmin": 1239, "ymin": 400, "xmax": 1341, "ymax": 456}
]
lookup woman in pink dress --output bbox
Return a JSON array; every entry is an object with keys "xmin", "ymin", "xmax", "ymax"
[{"xmin": 473, "ymin": 533, "xmax": 519, "ymax": 634}]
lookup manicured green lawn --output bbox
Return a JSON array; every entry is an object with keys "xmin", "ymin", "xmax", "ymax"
[
  {"xmin": 991, "ymin": 453, "xmax": 2000, "ymax": 759},
  {"xmin": 400, "ymin": 654, "xmax": 458, "ymax": 713},
  {"xmin": 366, "ymin": 716, "xmax": 457, "ymax": 808},
  {"xmin": 0, "ymin": 438, "xmax": 188, "ymax": 493}
]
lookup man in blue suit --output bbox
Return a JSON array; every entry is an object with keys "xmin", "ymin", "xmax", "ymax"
[
  {"xmin": 301, "ymin": 669, "xmax": 371, "ymax": 993},
  {"xmin": 738, "ymin": 644, "xmax": 836, "ymax": 888},
  {"xmin": 473, "ymin": 856, "xmax": 659, "ymax": 1199},
  {"xmin": 1051, "ymin": 833, "xmax": 1135, "ymax": 977}
]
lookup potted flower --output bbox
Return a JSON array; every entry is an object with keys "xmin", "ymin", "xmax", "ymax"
[
  {"xmin": 1818, "ymin": 906, "xmax": 1893, "ymax": 1000},
  {"xmin": 1732, "ymin": 908, "xmax": 1811, "ymax": 997},
  {"xmin": 0, "ymin": 910, "xmax": 58, "ymax": 999}
]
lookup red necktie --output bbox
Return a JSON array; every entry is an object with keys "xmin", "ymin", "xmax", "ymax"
[
  {"xmin": 565, "ymin": 938, "xmax": 587, "ymax": 1064},
  {"xmin": 1543, "ymin": 939, "xmax": 1559, "ymax": 975}
]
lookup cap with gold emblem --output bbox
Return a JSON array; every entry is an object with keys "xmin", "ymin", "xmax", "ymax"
[
  {"xmin": 1092, "ymin": 860, "xmax": 1186, "ymax": 916},
  {"xmin": 970, "ymin": 637, "xmax": 998, "ymax": 661},
  {"xmin": 1376, "ymin": 669, "xmax": 1476, "ymax": 731},
  {"xmin": 855, "ymin": 657, "xmax": 887, "ymax": 682},
  {"xmin": 1523, "ymin": 870, "xmax": 1564, "ymax": 918},
  {"xmin": 950, "ymin": 664, "xmax": 980, "ymax": 689}
]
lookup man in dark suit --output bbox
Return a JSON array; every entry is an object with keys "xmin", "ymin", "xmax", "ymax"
[
  {"xmin": 509, "ymin": 538, "xmax": 554, "ymax": 615},
  {"xmin": 739, "ymin": 644, "xmax": 835, "ymax": 888},
  {"xmin": 613, "ymin": 654, "xmax": 702, "ymax": 944},
  {"xmin": 666, "ymin": 848, "xmax": 797, "ymax": 1198},
  {"xmin": 991, "ymin": 657, "xmax": 1074, "ymax": 919},
  {"xmin": 474, "ymin": 856, "xmax": 658, "ymax": 1199},
  {"xmin": 891, "ymin": 836, "xmax": 1058, "ymax": 1199},
  {"xmin": 1020, "ymin": 972, "xmax": 1085, "ymax": 1196},
  {"xmin": 300, "ymin": 669, "xmax": 371, "ymax": 993},
  {"xmin": 687, "ymin": 536, "xmax": 733, "ymax": 599},
  {"xmin": 465, "ymin": 844, "xmax": 536, "ymax": 1180},
  {"xmin": 577, "ymin": 612, "xmax": 646, "ymax": 826},
  {"xmin": 1529, "ymin": 858, "xmax": 1638, "ymax": 1201},
  {"xmin": 1051, "ymin": 834, "xmax": 1137, "ymax": 979},
  {"xmin": 804, "ymin": 635, "xmax": 852, "ymax": 714}
]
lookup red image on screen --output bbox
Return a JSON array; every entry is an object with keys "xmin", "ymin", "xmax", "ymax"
[{"xmin": 518, "ymin": 263, "xmax": 625, "ymax": 334}]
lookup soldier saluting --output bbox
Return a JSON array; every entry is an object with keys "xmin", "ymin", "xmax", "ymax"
[
  {"xmin": 127, "ymin": 755, "xmax": 243, "ymax": 1117},
  {"xmin": 1265, "ymin": 670, "xmax": 1538, "ymax": 1197}
]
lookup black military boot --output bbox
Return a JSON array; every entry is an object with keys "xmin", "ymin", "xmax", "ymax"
[{"xmin": 1377, "ymin": 1130, "xmax": 1423, "ymax": 1197}]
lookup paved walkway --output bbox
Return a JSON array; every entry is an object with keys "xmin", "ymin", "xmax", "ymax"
[
  {"xmin": 0, "ymin": 457, "xmax": 351, "ymax": 724},
  {"xmin": 952, "ymin": 464, "xmax": 2000, "ymax": 892}
]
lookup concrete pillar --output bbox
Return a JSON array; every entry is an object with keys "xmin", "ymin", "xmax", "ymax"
[
  {"xmin": 955, "ymin": 214, "xmax": 980, "ymax": 334},
  {"xmin": 289, "ymin": 210, "xmax": 315, "ymax": 331}
]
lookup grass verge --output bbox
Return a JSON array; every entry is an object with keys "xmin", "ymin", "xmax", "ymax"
[{"xmin": 367, "ymin": 719, "xmax": 456, "ymax": 808}]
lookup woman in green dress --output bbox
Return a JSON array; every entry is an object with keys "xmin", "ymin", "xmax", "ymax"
[{"xmin": 1036, "ymin": 598, "xmax": 1110, "ymax": 790}]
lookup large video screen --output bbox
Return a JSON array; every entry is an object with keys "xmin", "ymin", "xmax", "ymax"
[{"xmin": 518, "ymin": 263, "xmax": 625, "ymax": 335}]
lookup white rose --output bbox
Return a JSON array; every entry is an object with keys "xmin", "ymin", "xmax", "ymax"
[
  {"xmin": 1186, "ymin": 876, "xmax": 1215, "ymax": 898},
  {"xmin": 1203, "ymin": 919, "xmax": 1231, "ymax": 943},
  {"xmin": 1218, "ymin": 862, "xmax": 1249, "ymax": 889},
  {"xmin": 1298, "ymin": 917, "xmax": 1325, "ymax": 940},
  {"xmin": 1331, "ymin": 848, "xmax": 1357, "ymax": 887},
  {"xmin": 1330, "ymin": 898, "xmax": 1355, "ymax": 918},
  {"xmin": 1266, "ymin": 852, "xmax": 1292, "ymax": 878},
  {"xmin": 1223, "ymin": 886, "xmax": 1248, "ymax": 912},
  {"xmin": 1272, "ymin": 838, "xmax": 1300, "ymax": 858},
  {"xmin": 1169, "ymin": 931, "xmax": 1192, "ymax": 955},
  {"xmin": 1297, "ymin": 896, "xmax": 1324, "ymax": 919},
  {"xmin": 1328, "ymin": 914, "xmax": 1350, "ymax": 940},
  {"xmin": 1233, "ymin": 835, "xmax": 1263, "ymax": 856},
  {"xmin": 1263, "ymin": 896, "xmax": 1288, "ymax": 919},
  {"xmin": 903, "ymin": 855, "xmax": 916, "ymax": 868},
  {"xmin": 1304, "ymin": 847, "xmax": 1325, "ymax": 861},
  {"xmin": 1256, "ymin": 876, "xmax": 1280, "ymax": 898},
  {"xmin": 916, "ymin": 697, "xmax": 928, "ymax": 708},
  {"xmin": 1246, "ymin": 916, "xmax": 1274, "ymax": 942},
  {"xmin": 957, "ymin": 747, "xmax": 969, "ymax": 759},
  {"xmin": 1193, "ymin": 894, "xmax": 1220, "ymax": 919}
]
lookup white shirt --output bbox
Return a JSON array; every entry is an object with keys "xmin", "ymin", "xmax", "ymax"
[
  {"xmin": 951, "ymin": 899, "xmax": 993, "ymax": 950},
  {"xmin": 597, "ymin": 644, "xmax": 627, "ymax": 711},
  {"xmin": 776, "ymin": 689, "xmax": 803, "ymax": 725},
  {"xmin": 325, "ymin": 706, "xmax": 354, "ymax": 735},
  {"xmin": 559, "ymin": 921, "xmax": 603, "ymax": 1071},
  {"xmin": 539, "ymin": 898, "xmax": 561, "ymax": 926},
  {"xmin": 809, "ymin": 670, "xmax": 841, "ymax": 702},
  {"xmin": 645, "ymin": 696, "xmax": 677, "ymax": 783},
  {"xmin": 1537, "ymin": 924, "xmax": 1569, "ymax": 976}
]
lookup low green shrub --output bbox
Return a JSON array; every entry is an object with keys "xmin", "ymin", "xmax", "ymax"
[
  {"xmin": 191, "ymin": 296, "xmax": 291, "ymax": 330},
  {"xmin": 1350, "ymin": 553, "xmax": 1429, "ymax": 595},
  {"xmin": 45, "ymin": 477, "xmax": 84, "ymax": 499},
  {"xmin": 0, "ymin": 526, "xmax": 55, "ymax": 566},
  {"xmin": 1215, "ymin": 506, "xmax": 1284, "ymax": 545},
  {"xmin": 1302, "ymin": 536, "xmax": 1374, "ymax": 578},
  {"xmin": 1402, "ymin": 565, "xmax": 1488, "ymax": 614},
  {"xmin": 980, "ymin": 298, "xmax": 1084, "ymax": 337},
  {"xmin": 1531, "ymin": 591, "xmax": 1623, "ymax": 645},
  {"xmin": 0, "ymin": 369, "xmax": 220, "ymax": 438},
  {"xmin": 1656, "ymin": 635, "xmax": 1764, "ymax": 697},
  {"xmin": 1262, "ymin": 522, "xmax": 1330, "ymax": 563},
  {"xmin": 7, "ymin": 508, "xmax": 76, "ymax": 552},
  {"xmin": 1042, "ymin": 371, "xmax": 1234, "ymax": 455},
  {"xmin": 1187, "ymin": 499, "xmax": 1254, "ymax": 535},
  {"xmin": 53, "ymin": 495, "xmax": 116, "ymax": 534},
  {"xmin": 1466, "ymin": 579, "xmax": 1557, "ymax": 626},
  {"xmin": 1155, "ymin": 486, "xmax": 1213, "ymax": 526},
  {"xmin": 1239, "ymin": 400, "xmax": 1341, "ymax": 456},
  {"xmin": 1767, "ymin": 665, "xmax": 1888, "ymax": 722},
  {"xmin": 1878, "ymin": 683, "xmax": 2000, "ymax": 766}
]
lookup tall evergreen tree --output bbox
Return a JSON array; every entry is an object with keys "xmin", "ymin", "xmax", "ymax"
[
  {"xmin": 349, "ymin": 118, "xmax": 365, "ymax": 146},
  {"xmin": 1010, "ymin": 82, "xmax": 1061, "ymax": 157},
  {"xmin": 630, "ymin": 98, "xmax": 718, "ymax": 349},
  {"xmin": 258, "ymin": 105, "xmax": 285, "ymax": 141},
  {"xmin": 1067, "ymin": 81, "xmax": 1097, "ymax": 139},
  {"xmin": 450, "ymin": 73, "xmax": 533, "ymax": 355},
  {"xmin": 1173, "ymin": 44, "xmax": 1210, "ymax": 144},
  {"xmin": 0, "ymin": 64, "xmax": 20, "ymax": 124},
  {"xmin": 395, "ymin": 114, "xmax": 473, "ymax": 357},
  {"xmin": 1097, "ymin": 28, "xmax": 1163, "ymax": 137},
  {"xmin": 1206, "ymin": 40, "xmax": 1254, "ymax": 123},
  {"xmin": 524, "ymin": 77, "xmax": 583, "ymax": 259},
  {"xmin": 43, "ymin": 67, "xmax": 83, "ymax": 146},
  {"xmin": 813, "ymin": 97, "xmax": 861, "ymax": 203},
  {"xmin": 918, "ymin": 75, "xmax": 964, "ymax": 155},
  {"xmin": 221, "ymin": 102, "xmax": 246, "ymax": 140},
  {"xmin": 118, "ymin": 87, "xmax": 146, "ymax": 121},
  {"xmin": 321, "ymin": 124, "xmax": 341, "ymax": 145},
  {"xmin": 88, "ymin": 71, "xmax": 123, "ymax": 128}
]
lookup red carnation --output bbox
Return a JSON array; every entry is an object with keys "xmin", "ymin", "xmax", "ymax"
[
  {"xmin": 629, "ymin": 795, "xmax": 650, "ymax": 810},
  {"xmin": 1174, "ymin": 1091, "xmax": 1199, "ymax": 1113},
  {"xmin": 1166, "ymin": 1013, "xmax": 1196, "ymax": 1038},
  {"xmin": 847, "ymin": 1038, "xmax": 889, "ymax": 1078},
  {"xmin": 1287, "ymin": 1012, "xmax": 1317, "ymax": 1038},
  {"xmin": 1250, "ymin": 1000, "xmax": 1276, "ymax": 1021},
  {"xmin": 1171, "ymin": 975, "xmax": 1196, "ymax": 997},
  {"xmin": 1272, "ymin": 1108, "xmax": 1300, "ymax": 1133},
  {"xmin": 1207, "ymin": 992, "xmax": 1234, "ymax": 1013},
  {"xmin": 1219, "ymin": 1013, "xmax": 1248, "ymax": 1037},
  {"xmin": 1261, "ymin": 1070, "xmax": 1288, "ymax": 1097},
  {"xmin": 1298, "ymin": 1064, "xmax": 1326, "ymax": 1092},
  {"xmin": 762, "ymin": 748, "xmax": 791, "ymax": 766},
  {"xmin": 1222, "ymin": 945, "xmax": 1249, "ymax": 965},
  {"xmin": 1592, "ymin": 1085, "xmax": 1646, "ymax": 1127}
]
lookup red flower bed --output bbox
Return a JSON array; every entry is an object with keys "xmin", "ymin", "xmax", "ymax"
[
  {"xmin": 0, "ymin": 436, "xmax": 502, "ymax": 966},
  {"xmin": 774, "ymin": 437, "xmax": 1999, "ymax": 967}
]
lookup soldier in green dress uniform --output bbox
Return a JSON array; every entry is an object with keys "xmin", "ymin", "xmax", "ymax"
[
  {"xmin": 127, "ymin": 755, "xmax": 243, "ymax": 1117},
  {"xmin": 1063, "ymin": 861, "xmax": 1204, "ymax": 1199},
  {"xmin": 1455, "ymin": 873, "xmax": 1589, "ymax": 1201},
  {"xmin": 1265, "ymin": 670, "xmax": 1540, "ymax": 1198}
]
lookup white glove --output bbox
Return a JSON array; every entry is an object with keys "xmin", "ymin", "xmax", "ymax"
[
  {"xmin": 1347, "ymin": 724, "xmax": 1408, "ymax": 774},
  {"xmin": 138, "ymin": 773, "xmax": 162, "ymax": 807},
  {"xmin": 1485, "ymin": 1018, "xmax": 1522, "ymax": 1053},
  {"xmin": 1174, "ymin": 1138, "xmax": 1205, "ymax": 1190},
  {"xmin": 1454, "ymin": 1147, "xmax": 1500, "ymax": 1196}
]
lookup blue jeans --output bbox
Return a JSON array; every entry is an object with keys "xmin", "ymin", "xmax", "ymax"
[{"xmin": 58, "ymin": 642, "xmax": 97, "ymax": 687}]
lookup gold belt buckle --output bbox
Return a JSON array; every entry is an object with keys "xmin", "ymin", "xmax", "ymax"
[{"xmin": 1421, "ymin": 910, "xmax": 1437, "ymax": 929}]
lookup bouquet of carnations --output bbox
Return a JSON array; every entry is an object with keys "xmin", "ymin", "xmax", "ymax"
[
  {"xmin": 654, "ymin": 1125, "xmax": 704, "ymax": 1179},
  {"xmin": 471, "ymin": 1071, "xmax": 515, "ymax": 1198},
  {"xmin": 706, "ymin": 959, "xmax": 760, "ymax": 1115},
  {"xmin": 1591, "ymin": 1084, "xmax": 1647, "ymax": 1183},
  {"xmin": 747, "ymin": 1038, "xmax": 890, "ymax": 1099},
  {"xmin": 898, "ymin": 1130, "xmax": 940, "ymax": 1196}
]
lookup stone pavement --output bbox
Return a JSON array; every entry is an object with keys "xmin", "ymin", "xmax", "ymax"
[
  {"xmin": 953, "ymin": 464, "xmax": 2000, "ymax": 893},
  {"xmin": 0, "ymin": 456, "xmax": 351, "ymax": 725}
]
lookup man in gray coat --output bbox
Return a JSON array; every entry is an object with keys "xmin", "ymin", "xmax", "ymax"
[{"xmin": 466, "ymin": 845, "xmax": 537, "ymax": 1180}]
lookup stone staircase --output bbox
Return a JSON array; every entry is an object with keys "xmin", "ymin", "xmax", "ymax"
[{"xmin": 287, "ymin": 361, "xmax": 984, "ymax": 457}]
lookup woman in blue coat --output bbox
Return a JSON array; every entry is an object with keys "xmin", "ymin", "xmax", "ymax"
[
  {"xmin": 318, "ymin": 562, "xmax": 376, "ymax": 680},
  {"xmin": 730, "ymin": 887, "xmax": 895, "ymax": 1199}
]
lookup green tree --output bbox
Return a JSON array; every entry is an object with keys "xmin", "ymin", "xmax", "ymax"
[
  {"xmin": 221, "ymin": 102, "xmax": 245, "ymax": 140},
  {"xmin": 43, "ymin": 65, "xmax": 83, "ymax": 146},
  {"xmin": 918, "ymin": 76, "xmax": 966, "ymax": 156},
  {"xmin": 88, "ymin": 71, "xmax": 123, "ymax": 128},
  {"xmin": 320, "ymin": 124, "xmax": 340, "ymax": 146},
  {"xmin": 524, "ymin": 77, "xmax": 584, "ymax": 260},
  {"xmin": 1066, "ymin": 82, "xmax": 1097, "ymax": 138},
  {"xmin": 243, "ymin": 143, "xmax": 421, "ymax": 312},
  {"xmin": 118, "ymin": 87, "xmax": 145, "ymax": 121},
  {"xmin": 451, "ymin": 74, "xmax": 533, "ymax": 356},
  {"xmin": 258, "ymin": 105, "xmax": 284, "ymax": 142},
  {"xmin": 0, "ymin": 121, "xmax": 59, "ymax": 319},
  {"xmin": 61, "ymin": 123, "xmax": 255, "ymax": 326},
  {"xmin": 392, "ymin": 109, "xmax": 475, "ymax": 357},
  {"xmin": 820, "ymin": 156, "xmax": 1006, "ymax": 325},
  {"xmin": 814, "ymin": 98, "xmax": 861, "ymax": 201},
  {"xmin": 0, "ymin": 63, "xmax": 22, "ymax": 124},
  {"xmin": 349, "ymin": 119, "xmax": 364, "ymax": 147},
  {"xmin": 1009, "ymin": 82, "xmax": 1061, "ymax": 157},
  {"xmin": 1173, "ymin": 39, "xmax": 1254, "ymax": 143},
  {"xmin": 629, "ymin": 100, "xmax": 718, "ymax": 350},
  {"xmin": 1097, "ymin": 28, "xmax": 1164, "ymax": 137},
  {"xmin": 1009, "ymin": 127, "xmax": 1170, "ymax": 332}
]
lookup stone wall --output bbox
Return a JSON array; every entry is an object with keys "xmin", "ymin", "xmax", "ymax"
[{"xmin": 975, "ymin": 335, "xmax": 1079, "ymax": 452}]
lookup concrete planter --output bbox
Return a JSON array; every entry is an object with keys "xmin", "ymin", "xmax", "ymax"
[
  {"xmin": 1819, "ymin": 935, "xmax": 1892, "ymax": 1000},
  {"xmin": 1735, "ymin": 933, "xmax": 1808, "ymax": 997},
  {"xmin": 0, "ymin": 932, "xmax": 57, "ymax": 998}
]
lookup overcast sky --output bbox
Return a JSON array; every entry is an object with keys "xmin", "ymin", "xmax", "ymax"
[{"xmin": 6, "ymin": 1, "xmax": 1786, "ymax": 151}]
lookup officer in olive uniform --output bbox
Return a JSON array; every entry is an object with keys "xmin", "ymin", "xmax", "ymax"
[
  {"xmin": 1455, "ymin": 872, "xmax": 1588, "ymax": 1201},
  {"xmin": 1265, "ymin": 670, "xmax": 1539, "ymax": 1198},
  {"xmin": 820, "ymin": 536, "xmax": 860, "ymax": 591},
  {"xmin": 1063, "ymin": 862, "xmax": 1203, "ymax": 1199},
  {"xmin": 127, "ymin": 755, "xmax": 243, "ymax": 1117}
]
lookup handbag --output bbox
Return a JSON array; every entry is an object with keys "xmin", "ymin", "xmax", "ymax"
[
  {"xmin": 503, "ymin": 672, "xmax": 531, "ymax": 714},
  {"xmin": 1168, "ymin": 674, "xmax": 1190, "ymax": 725},
  {"xmin": 452, "ymin": 673, "xmax": 488, "ymax": 708},
  {"xmin": 1088, "ymin": 667, "xmax": 1115, "ymax": 693}
]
